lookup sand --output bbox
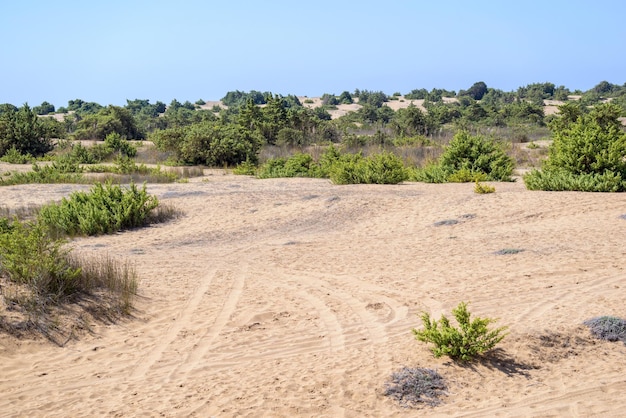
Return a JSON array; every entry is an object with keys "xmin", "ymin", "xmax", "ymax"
[{"xmin": 1, "ymin": 172, "xmax": 625, "ymax": 417}]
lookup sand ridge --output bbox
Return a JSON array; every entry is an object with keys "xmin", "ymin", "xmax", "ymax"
[{"xmin": 1, "ymin": 174, "xmax": 625, "ymax": 417}]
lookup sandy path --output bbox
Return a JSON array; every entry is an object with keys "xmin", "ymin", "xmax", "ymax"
[{"xmin": 1, "ymin": 174, "xmax": 625, "ymax": 417}]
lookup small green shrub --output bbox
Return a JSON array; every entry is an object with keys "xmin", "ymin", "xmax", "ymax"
[
  {"xmin": 474, "ymin": 181, "xmax": 495, "ymax": 194},
  {"xmin": 524, "ymin": 168, "xmax": 625, "ymax": 192},
  {"xmin": 329, "ymin": 151, "xmax": 408, "ymax": 185},
  {"xmin": 494, "ymin": 248, "xmax": 524, "ymax": 255},
  {"xmin": 37, "ymin": 182, "xmax": 160, "ymax": 236},
  {"xmin": 412, "ymin": 130, "xmax": 514, "ymax": 183},
  {"xmin": 384, "ymin": 367, "xmax": 447, "ymax": 407},
  {"xmin": 0, "ymin": 163, "xmax": 83, "ymax": 186},
  {"xmin": 0, "ymin": 220, "xmax": 81, "ymax": 303},
  {"xmin": 0, "ymin": 147, "xmax": 33, "ymax": 164},
  {"xmin": 412, "ymin": 302, "xmax": 507, "ymax": 361},
  {"xmin": 233, "ymin": 159, "xmax": 257, "ymax": 175},
  {"xmin": 525, "ymin": 103, "xmax": 626, "ymax": 191}
]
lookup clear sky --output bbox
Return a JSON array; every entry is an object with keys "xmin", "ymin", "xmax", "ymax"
[{"xmin": 1, "ymin": 1, "xmax": 625, "ymax": 107}]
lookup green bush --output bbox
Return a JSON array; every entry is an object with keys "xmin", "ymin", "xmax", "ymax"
[
  {"xmin": 412, "ymin": 131, "xmax": 514, "ymax": 183},
  {"xmin": 474, "ymin": 181, "xmax": 495, "ymax": 194},
  {"xmin": 524, "ymin": 103, "xmax": 626, "ymax": 191},
  {"xmin": 0, "ymin": 163, "xmax": 83, "ymax": 186},
  {"xmin": 524, "ymin": 168, "xmax": 624, "ymax": 192},
  {"xmin": 37, "ymin": 182, "xmax": 160, "ymax": 236},
  {"xmin": 0, "ymin": 220, "xmax": 81, "ymax": 302},
  {"xmin": 329, "ymin": 151, "xmax": 408, "ymax": 185},
  {"xmin": 0, "ymin": 217, "xmax": 139, "ymax": 333},
  {"xmin": 0, "ymin": 147, "xmax": 33, "ymax": 164},
  {"xmin": 412, "ymin": 302, "xmax": 507, "ymax": 361}
]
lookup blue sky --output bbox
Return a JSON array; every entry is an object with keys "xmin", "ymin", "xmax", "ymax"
[{"xmin": 1, "ymin": 1, "xmax": 624, "ymax": 107}]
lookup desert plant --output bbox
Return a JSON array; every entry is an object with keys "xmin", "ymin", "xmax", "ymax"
[
  {"xmin": 0, "ymin": 147, "xmax": 33, "ymax": 164},
  {"xmin": 524, "ymin": 103, "xmax": 626, "ymax": 191},
  {"xmin": 583, "ymin": 316, "xmax": 626, "ymax": 343},
  {"xmin": 0, "ymin": 163, "xmax": 84, "ymax": 186},
  {"xmin": 411, "ymin": 131, "xmax": 514, "ymax": 183},
  {"xmin": 0, "ymin": 219, "xmax": 81, "ymax": 304},
  {"xmin": 412, "ymin": 302, "xmax": 508, "ymax": 361},
  {"xmin": 37, "ymin": 182, "xmax": 160, "ymax": 236},
  {"xmin": 474, "ymin": 181, "xmax": 495, "ymax": 194},
  {"xmin": 329, "ymin": 151, "xmax": 408, "ymax": 185},
  {"xmin": 384, "ymin": 367, "xmax": 447, "ymax": 407},
  {"xmin": 233, "ymin": 159, "xmax": 257, "ymax": 175}
]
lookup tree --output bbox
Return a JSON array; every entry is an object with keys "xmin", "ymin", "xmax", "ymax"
[
  {"xmin": 0, "ymin": 104, "xmax": 53, "ymax": 157},
  {"xmin": 33, "ymin": 101, "xmax": 55, "ymax": 115},
  {"xmin": 72, "ymin": 106, "xmax": 143, "ymax": 140},
  {"xmin": 460, "ymin": 81, "xmax": 488, "ymax": 101},
  {"xmin": 151, "ymin": 121, "xmax": 263, "ymax": 166},
  {"xmin": 392, "ymin": 104, "xmax": 429, "ymax": 136}
]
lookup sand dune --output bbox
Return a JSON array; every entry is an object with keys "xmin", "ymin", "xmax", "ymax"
[{"xmin": 1, "ymin": 173, "xmax": 625, "ymax": 417}]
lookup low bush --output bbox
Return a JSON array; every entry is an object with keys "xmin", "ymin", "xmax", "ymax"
[
  {"xmin": 0, "ymin": 163, "xmax": 84, "ymax": 186},
  {"xmin": 583, "ymin": 316, "xmax": 626, "ymax": 343},
  {"xmin": 37, "ymin": 182, "xmax": 160, "ymax": 236},
  {"xmin": 524, "ymin": 168, "xmax": 625, "ymax": 192},
  {"xmin": 0, "ymin": 220, "xmax": 81, "ymax": 304},
  {"xmin": 474, "ymin": 181, "xmax": 495, "ymax": 194},
  {"xmin": 329, "ymin": 151, "xmax": 408, "ymax": 185},
  {"xmin": 524, "ymin": 103, "xmax": 626, "ymax": 191},
  {"xmin": 384, "ymin": 367, "xmax": 447, "ymax": 407},
  {"xmin": 411, "ymin": 130, "xmax": 514, "ymax": 183},
  {"xmin": 0, "ymin": 218, "xmax": 139, "ymax": 339},
  {"xmin": 412, "ymin": 302, "xmax": 507, "ymax": 361},
  {"xmin": 0, "ymin": 147, "xmax": 34, "ymax": 164}
]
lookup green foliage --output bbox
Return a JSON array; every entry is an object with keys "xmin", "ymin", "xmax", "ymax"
[
  {"xmin": 0, "ymin": 220, "xmax": 80, "ymax": 301},
  {"xmin": 257, "ymin": 153, "xmax": 319, "ymax": 179},
  {"xmin": 329, "ymin": 151, "xmax": 408, "ymax": 185},
  {"xmin": 104, "ymin": 132, "xmax": 137, "ymax": 158},
  {"xmin": 0, "ymin": 147, "xmax": 33, "ymax": 164},
  {"xmin": 523, "ymin": 168, "xmax": 624, "ymax": 192},
  {"xmin": 459, "ymin": 81, "xmax": 488, "ymax": 100},
  {"xmin": 474, "ymin": 181, "xmax": 496, "ymax": 194},
  {"xmin": 221, "ymin": 90, "xmax": 269, "ymax": 107},
  {"xmin": 37, "ymin": 182, "xmax": 160, "ymax": 236},
  {"xmin": 524, "ymin": 103, "xmax": 626, "ymax": 191},
  {"xmin": 412, "ymin": 302, "xmax": 507, "ymax": 361},
  {"xmin": 33, "ymin": 101, "xmax": 55, "ymax": 115},
  {"xmin": 0, "ymin": 217, "xmax": 139, "ymax": 329},
  {"xmin": 151, "ymin": 121, "xmax": 263, "ymax": 166},
  {"xmin": 0, "ymin": 104, "xmax": 53, "ymax": 157},
  {"xmin": 72, "ymin": 105, "xmax": 142, "ymax": 140},
  {"xmin": 0, "ymin": 163, "xmax": 83, "ymax": 186},
  {"xmin": 233, "ymin": 159, "xmax": 257, "ymax": 175},
  {"xmin": 412, "ymin": 131, "xmax": 514, "ymax": 183}
]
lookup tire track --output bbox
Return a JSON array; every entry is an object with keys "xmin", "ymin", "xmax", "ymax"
[
  {"xmin": 166, "ymin": 262, "xmax": 247, "ymax": 381},
  {"xmin": 129, "ymin": 265, "xmax": 220, "ymax": 380}
]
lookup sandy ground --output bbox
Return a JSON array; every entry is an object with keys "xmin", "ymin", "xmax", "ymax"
[{"xmin": 1, "ymin": 173, "xmax": 626, "ymax": 417}]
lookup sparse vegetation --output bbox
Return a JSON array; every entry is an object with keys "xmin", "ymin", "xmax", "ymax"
[
  {"xmin": 0, "ymin": 218, "xmax": 139, "ymax": 342},
  {"xmin": 384, "ymin": 367, "xmax": 447, "ymax": 407},
  {"xmin": 474, "ymin": 181, "xmax": 495, "ymax": 194},
  {"xmin": 412, "ymin": 302, "xmax": 508, "ymax": 361},
  {"xmin": 583, "ymin": 316, "xmax": 626, "ymax": 343}
]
